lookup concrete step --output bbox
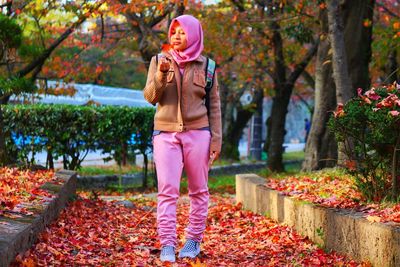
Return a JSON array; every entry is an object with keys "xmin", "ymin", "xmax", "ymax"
[{"xmin": 0, "ymin": 170, "xmax": 77, "ymax": 267}]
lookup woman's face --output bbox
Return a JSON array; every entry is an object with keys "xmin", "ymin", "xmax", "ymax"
[{"xmin": 170, "ymin": 23, "xmax": 187, "ymax": 51}]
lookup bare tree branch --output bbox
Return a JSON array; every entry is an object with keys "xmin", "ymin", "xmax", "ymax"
[
  {"xmin": 17, "ymin": 1, "xmax": 106, "ymax": 79},
  {"xmin": 301, "ymin": 70, "xmax": 315, "ymax": 89},
  {"xmin": 175, "ymin": 0, "xmax": 185, "ymax": 16},
  {"xmin": 9, "ymin": 1, "xmax": 30, "ymax": 18},
  {"xmin": 32, "ymin": 15, "xmax": 46, "ymax": 48},
  {"xmin": 294, "ymin": 92, "xmax": 313, "ymax": 114},
  {"xmin": 149, "ymin": 4, "xmax": 175, "ymax": 27},
  {"xmin": 100, "ymin": 14, "xmax": 105, "ymax": 42},
  {"xmin": 287, "ymin": 37, "xmax": 319, "ymax": 86}
]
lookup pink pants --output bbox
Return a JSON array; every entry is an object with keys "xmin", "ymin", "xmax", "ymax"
[{"xmin": 153, "ymin": 130, "xmax": 211, "ymax": 247}]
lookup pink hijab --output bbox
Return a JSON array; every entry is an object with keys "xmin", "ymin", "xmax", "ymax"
[{"xmin": 168, "ymin": 15, "xmax": 204, "ymax": 68}]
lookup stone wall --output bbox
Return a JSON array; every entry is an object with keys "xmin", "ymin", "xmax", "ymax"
[
  {"xmin": 236, "ymin": 174, "xmax": 400, "ymax": 267},
  {"xmin": 0, "ymin": 170, "xmax": 77, "ymax": 267},
  {"xmin": 77, "ymin": 173, "xmax": 144, "ymax": 189}
]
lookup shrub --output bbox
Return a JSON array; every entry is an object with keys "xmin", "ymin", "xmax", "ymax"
[
  {"xmin": 328, "ymin": 82, "xmax": 400, "ymax": 202},
  {"xmin": 2, "ymin": 104, "xmax": 155, "ymax": 173}
]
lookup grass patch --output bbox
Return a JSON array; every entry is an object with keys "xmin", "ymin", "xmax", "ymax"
[
  {"xmin": 77, "ymin": 164, "xmax": 141, "ymax": 176},
  {"xmin": 213, "ymin": 158, "xmax": 242, "ymax": 166},
  {"xmin": 283, "ymin": 150, "xmax": 305, "ymax": 161},
  {"xmin": 208, "ymin": 174, "xmax": 236, "ymax": 194},
  {"xmin": 255, "ymin": 161, "xmax": 303, "ymax": 179},
  {"xmin": 180, "ymin": 174, "xmax": 236, "ymax": 194}
]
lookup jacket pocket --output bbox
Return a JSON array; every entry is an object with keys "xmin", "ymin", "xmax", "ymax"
[
  {"xmin": 193, "ymin": 70, "xmax": 206, "ymax": 88},
  {"xmin": 167, "ymin": 70, "xmax": 175, "ymax": 83}
]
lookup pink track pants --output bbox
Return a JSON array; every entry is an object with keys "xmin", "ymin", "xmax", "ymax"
[{"xmin": 153, "ymin": 130, "xmax": 211, "ymax": 247}]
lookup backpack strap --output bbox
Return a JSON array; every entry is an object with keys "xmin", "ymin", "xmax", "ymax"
[
  {"xmin": 155, "ymin": 53, "xmax": 164, "ymax": 65},
  {"xmin": 204, "ymin": 57, "xmax": 216, "ymax": 118}
]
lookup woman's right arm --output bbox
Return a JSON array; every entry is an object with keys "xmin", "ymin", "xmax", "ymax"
[{"xmin": 143, "ymin": 56, "xmax": 168, "ymax": 105}]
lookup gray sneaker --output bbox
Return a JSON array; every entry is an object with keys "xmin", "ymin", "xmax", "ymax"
[
  {"xmin": 178, "ymin": 239, "xmax": 201, "ymax": 259},
  {"xmin": 160, "ymin": 245, "xmax": 176, "ymax": 262}
]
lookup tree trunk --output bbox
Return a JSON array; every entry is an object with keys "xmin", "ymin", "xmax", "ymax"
[
  {"xmin": 303, "ymin": 9, "xmax": 338, "ymax": 170},
  {"xmin": 267, "ymin": 86, "xmax": 291, "ymax": 172},
  {"xmin": 140, "ymin": 47, "xmax": 157, "ymax": 69},
  {"xmin": 266, "ymin": 16, "xmax": 287, "ymax": 172},
  {"xmin": 391, "ymin": 135, "xmax": 400, "ymax": 199},
  {"xmin": 0, "ymin": 106, "xmax": 7, "ymax": 166},
  {"xmin": 343, "ymin": 0, "xmax": 375, "ymax": 92},
  {"xmin": 266, "ymin": 18, "xmax": 319, "ymax": 172},
  {"xmin": 384, "ymin": 49, "xmax": 398, "ymax": 83},
  {"xmin": 121, "ymin": 141, "xmax": 127, "ymax": 166},
  {"xmin": 304, "ymin": 0, "xmax": 374, "ymax": 171},
  {"xmin": 327, "ymin": 0, "xmax": 355, "ymax": 166},
  {"xmin": 250, "ymin": 91, "xmax": 263, "ymax": 160},
  {"xmin": 221, "ymin": 91, "xmax": 263, "ymax": 160},
  {"xmin": 123, "ymin": 4, "xmax": 175, "ymax": 69},
  {"xmin": 46, "ymin": 150, "xmax": 54, "ymax": 169},
  {"xmin": 327, "ymin": 0, "xmax": 353, "ymax": 105},
  {"xmin": 142, "ymin": 153, "xmax": 148, "ymax": 189},
  {"xmin": 327, "ymin": 0, "xmax": 374, "ymax": 99},
  {"xmin": 63, "ymin": 155, "xmax": 68, "ymax": 170},
  {"xmin": 220, "ymin": 80, "xmax": 231, "ymax": 138}
]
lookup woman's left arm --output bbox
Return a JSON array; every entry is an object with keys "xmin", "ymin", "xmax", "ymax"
[{"xmin": 208, "ymin": 71, "xmax": 222, "ymax": 157}]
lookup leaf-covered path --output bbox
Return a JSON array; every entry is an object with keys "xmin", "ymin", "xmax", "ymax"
[{"xmin": 13, "ymin": 193, "xmax": 368, "ymax": 266}]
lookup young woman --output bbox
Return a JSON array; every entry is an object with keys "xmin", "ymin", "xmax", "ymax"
[{"xmin": 143, "ymin": 14, "xmax": 222, "ymax": 262}]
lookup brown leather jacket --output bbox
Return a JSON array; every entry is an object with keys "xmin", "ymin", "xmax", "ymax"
[{"xmin": 143, "ymin": 52, "xmax": 222, "ymax": 154}]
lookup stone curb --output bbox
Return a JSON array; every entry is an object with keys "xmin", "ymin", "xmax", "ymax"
[
  {"xmin": 209, "ymin": 162, "xmax": 266, "ymax": 175},
  {"xmin": 0, "ymin": 170, "xmax": 77, "ymax": 267},
  {"xmin": 77, "ymin": 173, "xmax": 144, "ymax": 189},
  {"xmin": 236, "ymin": 173, "xmax": 400, "ymax": 267}
]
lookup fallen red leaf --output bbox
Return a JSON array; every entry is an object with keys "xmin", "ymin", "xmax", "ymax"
[{"xmin": 11, "ymin": 191, "xmax": 369, "ymax": 266}]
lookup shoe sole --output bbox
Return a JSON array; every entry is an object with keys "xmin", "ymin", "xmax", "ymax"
[
  {"xmin": 160, "ymin": 257, "xmax": 176, "ymax": 263},
  {"xmin": 178, "ymin": 249, "xmax": 201, "ymax": 259}
]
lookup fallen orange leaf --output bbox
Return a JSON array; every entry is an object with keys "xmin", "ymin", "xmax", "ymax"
[
  {"xmin": 190, "ymin": 258, "xmax": 206, "ymax": 267},
  {"xmin": 366, "ymin": 215, "xmax": 381, "ymax": 223}
]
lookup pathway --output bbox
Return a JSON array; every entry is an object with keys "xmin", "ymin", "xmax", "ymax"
[{"xmin": 12, "ymin": 192, "xmax": 366, "ymax": 266}]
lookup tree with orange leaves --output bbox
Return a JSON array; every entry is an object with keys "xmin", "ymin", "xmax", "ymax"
[{"xmin": 0, "ymin": 0, "xmax": 106, "ymax": 165}]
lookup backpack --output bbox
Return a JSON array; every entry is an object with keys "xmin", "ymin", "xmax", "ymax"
[{"xmin": 156, "ymin": 54, "xmax": 216, "ymax": 117}]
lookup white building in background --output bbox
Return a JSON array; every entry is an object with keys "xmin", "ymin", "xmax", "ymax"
[{"xmin": 11, "ymin": 81, "xmax": 153, "ymax": 108}]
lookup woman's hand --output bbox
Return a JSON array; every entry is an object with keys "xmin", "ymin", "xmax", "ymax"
[
  {"xmin": 208, "ymin": 151, "xmax": 219, "ymax": 169},
  {"xmin": 158, "ymin": 57, "xmax": 170, "ymax": 73}
]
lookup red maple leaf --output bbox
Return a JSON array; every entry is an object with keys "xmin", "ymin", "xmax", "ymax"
[{"xmin": 161, "ymin": 43, "xmax": 173, "ymax": 53}]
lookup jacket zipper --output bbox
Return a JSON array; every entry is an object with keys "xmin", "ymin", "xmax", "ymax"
[{"xmin": 180, "ymin": 66, "xmax": 184, "ymax": 131}]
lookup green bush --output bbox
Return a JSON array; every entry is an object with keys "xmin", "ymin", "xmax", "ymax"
[
  {"xmin": 2, "ymin": 104, "xmax": 155, "ymax": 172},
  {"xmin": 328, "ymin": 83, "xmax": 400, "ymax": 202}
]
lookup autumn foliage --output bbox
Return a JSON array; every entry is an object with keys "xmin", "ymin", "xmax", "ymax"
[
  {"xmin": 266, "ymin": 170, "xmax": 400, "ymax": 223},
  {"xmin": 0, "ymin": 168, "xmax": 59, "ymax": 218},
  {"xmin": 12, "ymin": 194, "xmax": 368, "ymax": 266}
]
